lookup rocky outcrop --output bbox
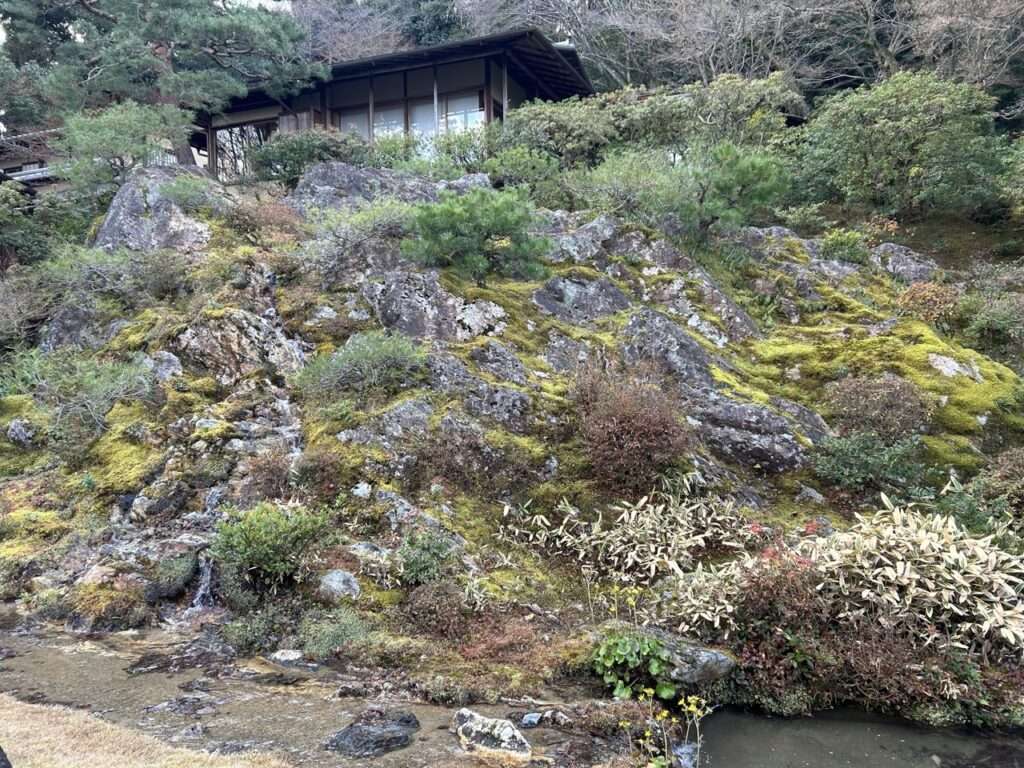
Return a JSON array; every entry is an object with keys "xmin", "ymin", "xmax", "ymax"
[
  {"xmin": 325, "ymin": 708, "xmax": 420, "ymax": 757},
  {"xmin": 872, "ymin": 243, "xmax": 938, "ymax": 283},
  {"xmin": 543, "ymin": 331, "xmax": 591, "ymax": 373},
  {"xmin": 621, "ymin": 309, "xmax": 715, "ymax": 389},
  {"xmin": 362, "ymin": 271, "xmax": 506, "ymax": 341},
  {"xmin": 470, "ymin": 341, "xmax": 528, "ymax": 385},
  {"xmin": 451, "ymin": 708, "xmax": 532, "ymax": 765},
  {"xmin": 337, "ymin": 398, "xmax": 433, "ymax": 454},
  {"xmin": 688, "ymin": 391, "xmax": 806, "ymax": 473},
  {"xmin": 533, "ymin": 276, "xmax": 631, "ymax": 325},
  {"xmin": 286, "ymin": 161, "xmax": 488, "ymax": 215},
  {"xmin": 94, "ymin": 165, "xmax": 231, "ymax": 253},
  {"xmin": 172, "ymin": 308, "xmax": 305, "ymax": 386}
]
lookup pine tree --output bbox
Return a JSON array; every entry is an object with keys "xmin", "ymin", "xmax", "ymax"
[{"xmin": 0, "ymin": 0, "xmax": 325, "ymax": 162}]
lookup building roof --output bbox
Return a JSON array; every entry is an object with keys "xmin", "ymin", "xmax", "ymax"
[{"xmin": 223, "ymin": 27, "xmax": 593, "ymax": 114}]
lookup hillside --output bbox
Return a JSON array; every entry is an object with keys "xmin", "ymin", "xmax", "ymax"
[{"xmin": 0, "ymin": 135, "xmax": 1022, "ymax": 765}]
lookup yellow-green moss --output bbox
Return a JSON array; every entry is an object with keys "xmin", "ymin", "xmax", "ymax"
[
  {"xmin": 105, "ymin": 308, "xmax": 161, "ymax": 353},
  {"xmin": 87, "ymin": 403, "xmax": 163, "ymax": 494}
]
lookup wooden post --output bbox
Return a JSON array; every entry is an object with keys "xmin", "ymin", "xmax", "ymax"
[
  {"xmin": 484, "ymin": 58, "xmax": 493, "ymax": 125},
  {"xmin": 433, "ymin": 64, "xmax": 440, "ymax": 135},
  {"xmin": 368, "ymin": 76, "xmax": 375, "ymax": 145},
  {"xmin": 403, "ymin": 71, "xmax": 410, "ymax": 136},
  {"xmin": 207, "ymin": 124, "xmax": 218, "ymax": 177},
  {"xmin": 502, "ymin": 53, "xmax": 509, "ymax": 119}
]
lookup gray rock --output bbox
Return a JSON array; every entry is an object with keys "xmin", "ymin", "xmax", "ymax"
[
  {"xmin": 268, "ymin": 649, "xmax": 306, "ymax": 667},
  {"xmin": 465, "ymin": 384, "xmax": 531, "ymax": 432},
  {"xmin": 811, "ymin": 259, "xmax": 861, "ymax": 282},
  {"xmin": 470, "ymin": 341, "xmax": 528, "ymax": 385},
  {"xmin": 337, "ymin": 398, "xmax": 433, "ymax": 453},
  {"xmin": 172, "ymin": 308, "xmax": 304, "ymax": 386},
  {"xmin": 362, "ymin": 271, "xmax": 506, "ymax": 341},
  {"xmin": 688, "ymin": 392, "xmax": 806, "ymax": 473},
  {"xmin": 549, "ymin": 214, "xmax": 617, "ymax": 264},
  {"xmin": 0, "ymin": 745, "xmax": 9, "ymax": 768},
  {"xmin": 533, "ymin": 276, "xmax": 630, "ymax": 325},
  {"xmin": 673, "ymin": 742, "xmax": 699, "ymax": 768},
  {"xmin": 770, "ymin": 396, "xmax": 833, "ymax": 445},
  {"xmin": 325, "ymin": 708, "xmax": 420, "ymax": 758},
  {"xmin": 543, "ymin": 331, "xmax": 590, "ymax": 373},
  {"xmin": 642, "ymin": 627, "xmax": 735, "ymax": 685},
  {"xmin": 144, "ymin": 351, "xmax": 184, "ymax": 382},
  {"xmin": 928, "ymin": 353, "xmax": 983, "ymax": 382},
  {"xmin": 287, "ymin": 161, "xmax": 488, "ymax": 215},
  {"xmin": 427, "ymin": 353, "xmax": 479, "ymax": 392},
  {"xmin": 95, "ymin": 165, "xmax": 230, "ymax": 253},
  {"xmin": 796, "ymin": 485, "xmax": 827, "ymax": 506},
  {"xmin": 451, "ymin": 708, "xmax": 532, "ymax": 764},
  {"xmin": 5, "ymin": 419, "xmax": 35, "ymax": 448},
  {"xmin": 690, "ymin": 269, "xmax": 761, "ymax": 343},
  {"xmin": 317, "ymin": 569, "xmax": 361, "ymax": 603},
  {"xmin": 620, "ymin": 309, "xmax": 715, "ymax": 389},
  {"xmin": 872, "ymin": 243, "xmax": 938, "ymax": 283}
]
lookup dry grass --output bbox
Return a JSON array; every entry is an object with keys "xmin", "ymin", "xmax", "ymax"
[{"xmin": 0, "ymin": 694, "xmax": 292, "ymax": 768}]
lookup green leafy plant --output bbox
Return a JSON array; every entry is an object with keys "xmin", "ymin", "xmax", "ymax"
[
  {"xmin": 401, "ymin": 187, "xmax": 548, "ymax": 285},
  {"xmin": 210, "ymin": 502, "xmax": 328, "ymax": 593},
  {"xmin": 299, "ymin": 607, "xmax": 368, "ymax": 660},
  {"xmin": 0, "ymin": 181, "xmax": 50, "ymax": 266},
  {"xmin": 158, "ymin": 174, "xmax": 217, "ymax": 213},
  {"xmin": 813, "ymin": 433, "xmax": 932, "ymax": 496},
  {"xmin": 56, "ymin": 101, "xmax": 193, "ymax": 195},
  {"xmin": 819, "ymin": 228, "xmax": 870, "ymax": 264},
  {"xmin": 293, "ymin": 330, "xmax": 424, "ymax": 407},
  {"xmin": 396, "ymin": 530, "xmax": 455, "ymax": 586},
  {"xmin": 592, "ymin": 631, "xmax": 676, "ymax": 700},
  {"xmin": 800, "ymin": 72, "xmax": 1004, "ymax": 216},
  {"xmin": 250, "ymin": 129, "xmax": 370, "ymax": 189}
]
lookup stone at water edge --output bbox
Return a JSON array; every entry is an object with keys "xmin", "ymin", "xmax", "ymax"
[
  {"xmin": 324, "ymin": 708, "xmax": 421, "ymax": 758},
  {"xmin": 0, "ymin": 745, "xmax": 12, "ymax": 768},
  {"xmin": 451, "ymin": 708, "xmax": 532, "ymax": 765}
]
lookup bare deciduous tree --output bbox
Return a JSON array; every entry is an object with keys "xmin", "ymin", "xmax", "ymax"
[{"xmin": 291, "ymin": 0, "xmax": 406, "ymax": 63}]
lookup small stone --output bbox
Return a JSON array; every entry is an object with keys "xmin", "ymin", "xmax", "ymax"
[
  {"xmin": 5, "ymin": 419, "xmax": 35, "ymax": 448},
  {"xmin": 351, "ymin": 482, "xmax": 373, "ymax": 499},
  {"xmin": 451, "ymin": 708, "xmax": 532, "ymax": 765},
  {"xmin": 325, "ymin": 708, "xmax": 420, "ymax": 758},
  {"xmin": 317, "ymin": 569, "xmax": 361, "ymax": 603},
  {"xmin": 928, "ymin": 353, "xmax": 983, "ymax": 382},
  {"xmin": 268, "ymin": 650, "xmax": 306, "ymax": 667},
  {"xmin": 796, "ymin": 485, "xmax": 827, "ymax": 505}
]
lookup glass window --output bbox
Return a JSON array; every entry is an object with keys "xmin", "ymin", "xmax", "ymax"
[
  {"xmin": 443, "ymin": 90, "xmax": 484, "ymax": 133},
  {"xmin": 334, "ymin": 107, "xmax": 369, "ymax": 140},
  {"xmin": 216, "ymin": 120, "xmax": 277, "ymax": 181},
  {"xmin": 373, "ymin": 104, "xmax": 405, "ymax": 137},
  {"xmin": 408, "ymin": 98, "xmax": 436, "ymax": 140}
]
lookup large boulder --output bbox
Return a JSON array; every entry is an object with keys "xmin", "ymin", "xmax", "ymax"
[
  {"xmin": 643, "ymin": 628, "xmax": 735, "ymax": 685},
  {"xmin": 324, "ymin": 708, "xmax": 420, "ymax": 757},
  {"xmin": 872, "ymin": 243, "xmax": 938, "ymax": 283},
  {"xmin": 361, "ymin": 271, "xmax": 506, "ymax": 341},
  {"xmin": 95, "ymin": 165, "xmax": 231, "ymax": 253},
  {"xmin": 451, "ymin": 708, "xmax": 532, "ymax": 765},
  {"xmin": 620, "ymin": 309, "xmax": 715, "ymax": 389},
  {"xmin": 533, "ymin": 276, "xmax": 631, "ymax": 325},
  {"xmin": 470, "ymin": 341, "xmax": 528, "ymax": 385},
  {"xmin": 286, "ymin": 161, "xmax": 489, "ymax": 215},
  {"xmin": 687, "ymin": 391, "xmax": 806, "ymax": 473},
  {"xmin": 171, "ymin": 308, "xmax": 305, "ymax": 386}
]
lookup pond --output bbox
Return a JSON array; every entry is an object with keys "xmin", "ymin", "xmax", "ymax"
[{"xmin": 0, "ymin": 626, "xmax": 1020, "ymax": 768}]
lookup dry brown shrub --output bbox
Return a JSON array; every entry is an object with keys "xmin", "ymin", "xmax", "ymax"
[
  {"xmin": 403, "ymin": 580, "xmax": 472, "ymax": 641},
  {"xmin": 824, "ymin": 373, "xmax": 932, "ymax": 441},
  {"xmin": 574, "ymin": 363, "xmax": 692, "ymax": 495},
  {"xmin": 896, "ymin": 281, "xmax": 962, "ymax": 328}
]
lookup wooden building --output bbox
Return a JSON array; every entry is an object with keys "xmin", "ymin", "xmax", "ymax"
[{"xmin": 194, "ymin": 28, "xmax": 593, "ymax": 179}]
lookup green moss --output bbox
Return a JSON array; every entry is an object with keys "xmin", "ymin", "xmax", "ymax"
[
  {"xmin": 87, "ymin": 402, "xmax": 163, "ymax": 494},
  {"xmin": 105, "ymin": 308, "xmax": 161, "ymax": 353},
  {"xmin": 191, "ymin": 419, "xmax": 236, "ymax": 441}
]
